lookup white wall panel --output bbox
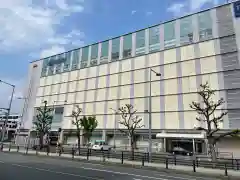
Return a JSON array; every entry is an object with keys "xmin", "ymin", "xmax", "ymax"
[
  {"xmin": 45, "ymin": 76, "xmax": 53, "ymax": 85},
  {"xmin": 164, "ymin": 49, "xmax": 176, "ymax": 64},
  {"xmin": 61, "ymin": 72, "xmax": 69, "ymax": 83},
  {"xmin": 77, "ymin": 80, "xmax": 85, "ymax": 91},
  {"xmin": 96, "ymin": 101, "xmax": 105, "ymax": 114},
  {"xmin": 199, "ymin": 40, "xmax": 216, "ymax": 57},
  {"xmin": 121, "ymin": 59, "xmax": 132, "ymax": 72},
  {"xmin": 181, "ymin": 45, "xmax": 195, "ymax": 61},
  {"xmin": 59, "ymin": 83, "xmax": 67, "ymax": 94},
  {"xmin": 88, "ymin": 66, "xmax": 97, "ymax": 78},
  {"xmin": 121, "ymin": 72, "xmax": 131, "ymax": 85},
  {"xmin": 44, "ymin": 85, "xmax": 51, "ymax": 96},
  {"xmin": 134, "ymin": 69, "xmax": 145, "ymax": 83},
  {"xmin": 109, "ymin": 74, "xmax": 119, "ymax": 87},
  {"xmin": 108, "ymin": 101, "xmax": 117, "ymax": 113},
  {"xmin": 86, "ymin": 90, "xmax": 95, "ymax": 102},
  {"xmin": 182, "ymin": 76, "xmax": 197, "ymax": 93},
  {"xmin": 134, "ymin": 98, "xmax": 145, "ymax": 112},
  {"xmin": 39, "ymin": 77, "xmax": 46, "ymax": 86},
  {"xmin": 134, "ymin": 83, "xmax": 145, "ymax": 97},
  {"xmin": 152, "ymin": 96, "xmax": 160, "ymax": 112},
  {"xmin": 49, "ymin": 95, "xmax": 57, "ymax": 105},
  {"xmin": 149, "ymin": 52, "xmax": 160, "ymax": 67},
  {"xmin": 69, "ymin": 70, "xmax": 78, "ymax": 81},
  {"xmin": 58, "ymin": 94, "xmax": 66, "ymax": 104},
  {"xmin": 164, "ymin": 79, "xmax": 178, "ymax": 94},
  {"xmin": 97, "ymin": 88, "xmax": 106, "ymax": 101},
  {"xmin": 120, "ymin": 85, "xmax": 131, "ymax": 99},
  {"xmin": 85, "ymin": 103, "xmax": 94, "ymax": 115},
  {"xmin": 181, "ymin": 60, "xmax": 196, "ymax": 77},
  {"xmin": 152, "ymin": 113, "xmax": 161, "ymax": 129},
  {"xmin": 75, "ymin": 91, "xmax": 84, "ymax": 103},
  {"xmin": 200, "ymin": 56, "xmax": 217, "ymax": 74},
  {"xmin": 35, "ymin": 97, "xmax": 42, "ymax": 107},
  {"xmin": 99, "ymin": 64, "xmax": 108, "ymax": 76},
  {"xmin": 37, "ymin": 87, "xmax": 43, "ymax": 97},
  {"xmin": 183, "ymin": 93, "xmax": 198, "ymax": 111},
  {"xmin": 184, "ymin": 111, "xmax": 199, "ymax": 129},
  {"xmin": 165, "ymin": 95, "xmax": 178, "ymax": 111},
  {"xmin": 110, "ymin": 61, "xmax": 119, "ymax": 74},
  {"xmin": 98, "ymin": 76, "xmax": 107, "ymax": 88},
  {"xmin": 96, "ymin": 115, "xmax": 104, "ymax": 129},
  {"xmin": 88, "ymin": 78, "xmax": 97, "ymax": 90},
  {"xmin": 107, "ymin": 115, "xmax": 115, "ymax": 129},
  {"xmin": 67, "ymin": 93, "xmax": 76, "ymax": 104},
  {"xmin": 79, "ymin": 68, "xmax": 87, "ymax": 79},
  {"xmin": 151, "ymin": 81, "xmax": 161, "ymax": 96},
  {"xmin": 51, "ymin": 84, "xmax": 59, "ymax": 95},
  {"xmin": 165, "ymin": 112, "xmax": 179, "ymax": 129},
  {"xmin": 134, "ymin": 56, "xmax": 145, "ymax": 70},
  {"xmin": 68, "ymin": 81, "xmax": 77, "ymax": 92},
  {"xmin": 120, "ymin": 99, "xmax": 130, "ymax": 107},
  {"xmin": 53, "ymin": 74, "xmax": 61, "ymax": 84},
  {"xmin": 164, "ymin": 63, "xmax": 177, "ymax": 79}
]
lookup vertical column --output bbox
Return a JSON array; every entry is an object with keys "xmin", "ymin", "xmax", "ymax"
[
  {"xmin": 130, "ymin": 33, "xmax": 136, "ymax": 106},
  {"xmin": 159, "ymin": 24, "xmax": 165, "ymax": 129},
  {"xmin": 144, "ymin": 29, "xmax": 149, "ymax": 128},
  {"xmin": 119, "ymin": 36, "xmax": 124, "ymax": 60}
]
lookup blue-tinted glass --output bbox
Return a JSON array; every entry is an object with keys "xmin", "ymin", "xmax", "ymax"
[
  {"xmin": 123, "ymin": 34, "xmax": 132, "ymax": 58},
  {"xmin": 63, "ymin": 52, "xmax": 70, "ymax": 72},
  {"xmin": 41, "ymin": 58, "xmax": 49, "ymax": 77},
  {"xmin": 149, "ymin": 26, "xmax": 160, "ymax": 52},
  {"xmin": 164, "ymin": 21, "xmax": 176, "ymax": 48},
  {"xmin": 180, "ymin": 16, "xmax": 193, "ymax": 45},
  {"xmin": 81, "ymin": 47, "xmax": 89, "ymax": 68},
  {"xmin": 111, "ymin": 38, "xmax": 120, "ymax": 61},
  {"xmin": 71, "ymin": 50, "xmax": 80, "ymax": 70},
  {"xmin": 48, "ymin": 56, "xmax": 55, "ymax": 75},
  {"xmin": 90, "ymin": 44, "xmax": 98, "ymax": 66},
  {"xmin": 198, "ymin": 11, "xmax": 213, "ymax": 41},
  {"xmin": 136, "ymin": 30, "xmax": 145, "ymax": 55},
  {"xmin": 100, "ymin": 41, "xmax": 109, "ymax": 64}
]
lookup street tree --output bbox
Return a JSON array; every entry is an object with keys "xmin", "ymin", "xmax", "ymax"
[
  {"xmin": 113, "ymin": 104, "xmax": 144, "ymax": 160},
  {"xmin": 190, "ymin": 82, "xmax": 240, "ymax": 161},
  {"xmin": 71, "ymin": 105, "xmax": 82, "ymax": 155},
  {"xmin": 80, "ymin": 116, "xmax": 98, "ymax": 144},
  {"xmin": 33, "ymin": 101, "xmax": 53, "ymax": 149}
]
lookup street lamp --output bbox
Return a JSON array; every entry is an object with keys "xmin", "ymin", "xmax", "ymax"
[
  {"xmin": 0, "ymin": 80, "xmax": 15, "ymax": 149},
  {"xmin": 148, "ymin": 68, "xmax": 161, "ymax": 161}
]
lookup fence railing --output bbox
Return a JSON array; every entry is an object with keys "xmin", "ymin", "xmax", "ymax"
[{"xmin": 1, "ymin": 143, "xmax": 239, "ymax": 176}]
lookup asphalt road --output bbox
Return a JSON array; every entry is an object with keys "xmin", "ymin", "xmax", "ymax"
[{"xmin": 0, "ymin": 152, "xmax": 222, "ymax": 180}]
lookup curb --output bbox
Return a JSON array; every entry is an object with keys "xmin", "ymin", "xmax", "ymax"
[{"xmin": 1, "ymin": 151, "xmax": 238, "ymax": 180}]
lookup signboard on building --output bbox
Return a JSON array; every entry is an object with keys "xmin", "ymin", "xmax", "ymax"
[{"xmin": 234, "ymin": 1, "xmax": 240, "ymax": 18}]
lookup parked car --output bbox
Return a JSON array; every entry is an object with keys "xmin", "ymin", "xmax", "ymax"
[
  {"xmin": 91, "ymin": 140, "xmax": 112, "ymax": 151},
  {"xmin": 171, "ymin": 147, "xmax": 193, "ymax": 156}
]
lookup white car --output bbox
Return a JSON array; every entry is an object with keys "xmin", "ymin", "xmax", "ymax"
[{"xmin": 91, "ymin": 141, "xmax": 112, "ymax": 151}]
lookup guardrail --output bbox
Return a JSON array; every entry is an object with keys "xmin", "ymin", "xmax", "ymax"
[{"xmin": 1, "ymin": 143, "xmax": 239, "ymax": 176}]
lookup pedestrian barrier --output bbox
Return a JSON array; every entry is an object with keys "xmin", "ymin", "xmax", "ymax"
[{"xmin": 2, "ymin": 143, "xmax": 240, "ymax": 177}]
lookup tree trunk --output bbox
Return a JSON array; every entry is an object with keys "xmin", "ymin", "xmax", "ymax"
[
  {"xmin": 130, "ymin": 137, "xmax": 134, "ymax": 161},
  {"xmin": 39, "ymin": 132, "xmax": 44, "ymax": 150},
  {"xmin": 77, "ymin": 132, "xmax": 81, "ymax": 156},
  {"xmin": 209, "ymin": 143, "xmax": 217, "ymax": 162}
]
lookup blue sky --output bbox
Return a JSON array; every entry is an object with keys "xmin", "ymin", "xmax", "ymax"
[{"xmin": 0, "ymin": 0, "xmax": 229, "ymax": 113}]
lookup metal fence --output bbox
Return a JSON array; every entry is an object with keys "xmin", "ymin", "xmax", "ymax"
[{"xmin": 1, "ymin": 143, "xmax": 239, "ymax": 176}]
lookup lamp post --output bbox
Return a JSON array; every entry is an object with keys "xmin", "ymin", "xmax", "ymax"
[
  {"xmin": 0, "ymin": 80, "xmax": 15, "ymax": 148},
  {"xmin": 148, "ymin": 68, "xmax": 161, "ymax": 161}
]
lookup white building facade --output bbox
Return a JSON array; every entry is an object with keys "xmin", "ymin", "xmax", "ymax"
[{"xmin": 22, "ymin": 2, "xmax": 240, "ymax": 156}]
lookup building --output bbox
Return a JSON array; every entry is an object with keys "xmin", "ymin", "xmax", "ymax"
[
  {"xmin": 0, "ymin": 114, "xmax": 20, "ymax": 140},
  {"xmin": 22, "ymin": 1, "xmax": 240, "ymax": 157}
]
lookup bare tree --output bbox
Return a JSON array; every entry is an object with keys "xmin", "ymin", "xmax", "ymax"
[
  {"xmin": 71, "ymin": 105, "xmax": 82, "ymax": 155},
  {"xmin": 190, "ymin": 82, "xmax": 239, "ymax": 161},
  {"xmin": 113, "ymin": 104, "xmax": 144, "ymax": 160},
  {"xmin": 33, "ymin": 101, "xmax": 53, "ymax": 149}
]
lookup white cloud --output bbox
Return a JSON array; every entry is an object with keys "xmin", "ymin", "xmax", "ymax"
[
  {"xmin": 0, "ymin": 0, "xmax": 85, "ymax": 53},
  {"xmin": 131, "ymin": 10, "xmax": 137, "ymax": 15},
  {"xmin": 167, "ymin": 0, "xmax": 220, "ymax": 17},
  {"xmin": 146, "ymin": 11, "xmax": 153, "ymax": 16},
  {"xmin": 40, "ymin": 45, "xmax": 66, "ymax": 58}
]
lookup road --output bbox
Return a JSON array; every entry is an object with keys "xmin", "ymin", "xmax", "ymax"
[{"xmin": 0, "ymin": 152, "xmax": 222, "ymax": 180}]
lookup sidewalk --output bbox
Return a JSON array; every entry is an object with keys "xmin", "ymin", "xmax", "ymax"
[{"xmin": 2, "ymin": 147, "xmax": 240, "ymax": 179}]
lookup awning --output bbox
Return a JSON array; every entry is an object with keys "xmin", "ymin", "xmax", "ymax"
[{"xmin": 156, "ymin": 132, "xmax": 205, "ymax": 139}]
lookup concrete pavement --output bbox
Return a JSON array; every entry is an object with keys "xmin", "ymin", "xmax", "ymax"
[{"xmin": 0, "ymin": 152, "xmax": 224, "ymax": 180}]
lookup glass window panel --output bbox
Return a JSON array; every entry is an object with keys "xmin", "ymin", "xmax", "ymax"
[
  {"xmin": 81, "ymin": 46, "xmax": 89, "ymax": 69},
  {"xmin": 90, "ymin": 44, "xmax": 98, "ymax": 66},
  {"xmin": 71, "ymin": 49, "xmax": 80, "ymax": 70},
  {"xmin": 48, "ymin": 56, "xmax": 56, "ymax": 75},
  {"xmin": 100, "ymin": 41, "xmax": 109, "ymax": 64},
  {"xmin": 123, "ymin": 34, "xmax": 132, "ymax": 58},
  {"xmin": 63, "ymin": 52, "xmax": 70, "ymax": 72},
  {"xmin": 149, "ymin": 26, "xmax": 160, "ymax": 52},
  {"xmin": 198, "ymin": 11, "xmax": 213, "ymax": 41},
  {"xmin": 111, "ymin": 38, "xmax": 120, "ymax": 61},
  {"xmin": 164, "ymin": 21, "xmax": 176, "ymax": 48},
  {"xmin": 180, "ymin": 16, "xmax": 193, "ymax": 45},
  {"xmin": 136, "ymin": 30, "xmax": 145, "ymax": 55},
  {"xmin": 41, "ymin": 58, "xmax": 49, "ymax": 77}
]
